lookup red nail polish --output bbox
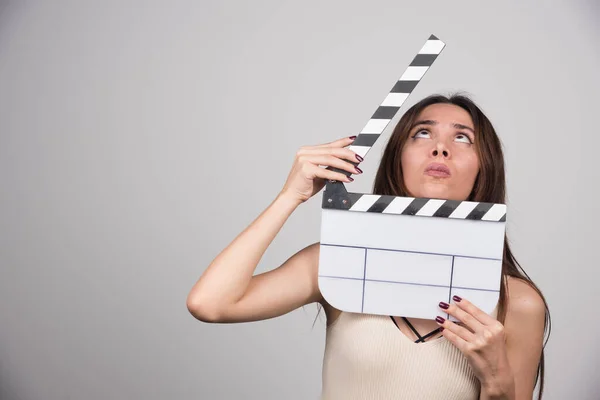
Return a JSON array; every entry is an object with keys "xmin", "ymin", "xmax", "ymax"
[
  {"xmin": 355, "ymin": 154, "xmax": 364, "ymax": 162},
  {"xmin": 348, "ymin": 176, "xmax": 354, "ymax": 182},
  {"xmin": 439, "ymin": 301, "xmax": 449, "ymax": 309},
  {"xmin": 452, "ymin": 295, "xmax": 462, "ymax": 302},
  {"xmin": 355, "ymin": 166, "xmax": 363, "ymax": 174},
  {"xmin": 349, "ymin": 135, "xmax": 357, "ymax": 140},
  {"xmin": 435, "ymin": 316, "xmax": 445, "ymax": 324}
]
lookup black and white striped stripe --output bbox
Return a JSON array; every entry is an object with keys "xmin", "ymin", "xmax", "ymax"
[
  {"xmin": 326, "ymin": 195, "xmax": 506, "ymax": 222},
  {"xmin": 348, "ymin": 34, "xmax": 445, "ymax": 161}
]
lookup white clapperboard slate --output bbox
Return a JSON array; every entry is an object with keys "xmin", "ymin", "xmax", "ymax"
[{"xmin": 317, "ymin": 35, "xmax": 507, "ymax": 322}]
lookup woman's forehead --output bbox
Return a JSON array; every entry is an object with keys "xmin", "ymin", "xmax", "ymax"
[{"xmin": 417, "ymin": 103, "xmax": 474, "ymax": 126}]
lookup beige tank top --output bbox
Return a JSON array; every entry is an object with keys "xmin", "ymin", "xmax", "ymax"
[{"xmin": 320, "ymin": 310, "xmax": 497, "ymax": 400}]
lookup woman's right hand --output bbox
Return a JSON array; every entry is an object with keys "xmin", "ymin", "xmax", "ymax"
[{"xmin": 279, "ymin": 135, "xmax": 364, "ymax": 204}]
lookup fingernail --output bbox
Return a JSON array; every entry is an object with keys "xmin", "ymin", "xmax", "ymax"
[
  {"xmin": 355, "ymin": 166, "xmax": 363, "ymax": 174},
  {"xmin": 349, "ymin": 135, "xmax": 357, "ymax": 140},
  {"xmin": 452, "ymin": 295, "xmax": 462, "ymax": 302},
  {"xmin": 439, "ymin": 301, "xmax": 449, "ymax": 309},
  {"xmin": 355, "ymin": 154, "xmax": 363, "ymax": 162},
  {"xmin": 435, "ymin": 316, "xmax": 445, "ymax": 324},
  {"xmin": 347, "ymin": 176, "xmax": 354, "ymax": 182}
]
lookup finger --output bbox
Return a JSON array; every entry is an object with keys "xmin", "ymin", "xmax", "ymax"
[
  {"xmin": 439, "ymin": 301, "xmax": 483, "ymax": 334},
  {"xmin": 437, "ymin": 321, "xmax": 470, "ymax": 353},
  {"xmin": 435, "ymin": 315, "xmax": 476, "ymax": 343},
  {"xmin": 452, "ymin": 295, "xmax": 498, "ymax": 327},
  {"xmin": 300, "ymin": 146, "xmax": 363, "ymax": 164},
  {"xmin": 300, "ymin": 154, "xmax": 362, "ymax": 175},
  {"xmin": 314, "ymin": 135, "xmax": 358, "ymax": 148},
  {"xmin": 309, "ymin": 163, "xmax": 353, "ymax": 183}
]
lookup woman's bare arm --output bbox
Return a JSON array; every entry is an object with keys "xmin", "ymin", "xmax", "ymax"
[
  {"xmin": 186, "ymin": 135, "xmax": 361, "ymax": 323},
  {"xmin": 502, "ymin": 277, "xmax": 547, "ymax": 398},
  {"xmin": 186, "ymin": 192, "xmax": 321, "ymax": 323}
]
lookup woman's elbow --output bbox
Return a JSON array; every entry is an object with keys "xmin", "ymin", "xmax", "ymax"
[{"xmin": 186, "ymin": 294, "xmax": 224, "ymax": 323}]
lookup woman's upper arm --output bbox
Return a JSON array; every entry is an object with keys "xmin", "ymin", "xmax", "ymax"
[
  {"xmin": 195, "ymin": 241, "xmax": 323, "ymax": 323},
  {"xmin": 504, "ymin": 278, "xmax": 548, "ymax": 398}
]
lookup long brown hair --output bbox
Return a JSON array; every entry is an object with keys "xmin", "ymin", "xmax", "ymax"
[{"xmin": 372, "ymin": 93, "xmax": 551, "ymax": 398}]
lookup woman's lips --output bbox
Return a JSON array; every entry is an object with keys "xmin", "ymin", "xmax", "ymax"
[
  {"xmin": 425, "ymin": 162, "xmax": 451, "ymax": 178},
  {"xmin": 425, "ymin": 170, "xmax": 451, "ymax": 177}
]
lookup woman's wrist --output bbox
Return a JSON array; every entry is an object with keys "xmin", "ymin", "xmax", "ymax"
[
  {"xmin": 480, "ymin": 372, "xmax": 516, "ymax": 400},
  {"xmin": 276, "ymin": 189, "xmax": 304, "ymax": 209}
]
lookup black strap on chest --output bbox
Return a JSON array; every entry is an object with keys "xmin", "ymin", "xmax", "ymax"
[{"xmin": 390, "ymin": 316, "xmax": 442, "ymax": 343}]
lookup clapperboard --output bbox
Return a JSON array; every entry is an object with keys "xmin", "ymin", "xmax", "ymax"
[{"xmin": 317, "ymin": 35, "xmax": 506, "ymax": 321}]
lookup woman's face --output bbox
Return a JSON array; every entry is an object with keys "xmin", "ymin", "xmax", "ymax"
[{"xmin": 400, "ymin": 103, "xmax": 479, "ymax": 201}]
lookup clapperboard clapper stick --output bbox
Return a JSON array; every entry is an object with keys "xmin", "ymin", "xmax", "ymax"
[{"xmin": 318, "ymin": 35, "xmax": 507, "ymax": 322}]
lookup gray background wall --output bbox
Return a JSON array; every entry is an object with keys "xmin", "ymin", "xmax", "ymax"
[{"xmin": 1, "ymin": 1, "xmax": 598, "ymax": 399}]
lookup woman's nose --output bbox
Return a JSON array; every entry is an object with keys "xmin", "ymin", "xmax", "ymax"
[{"xmin": 431, "ymin": 142, "xmax": 449, "ymax": 158}]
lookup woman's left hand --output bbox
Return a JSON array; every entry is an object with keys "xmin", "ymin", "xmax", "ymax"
[{"xmin": 437, "ymin": 295, "xmax": 516, "ymax": 398}]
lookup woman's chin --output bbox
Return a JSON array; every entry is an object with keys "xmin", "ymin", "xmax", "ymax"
[{"xmin": 415, "ymin": 185, "xmax": 455, "ymax": 200}]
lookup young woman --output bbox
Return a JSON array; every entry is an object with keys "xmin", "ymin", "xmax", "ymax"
[{"xmin": 186, "ymin": 94, "xmax": 550, "ymax": 400}]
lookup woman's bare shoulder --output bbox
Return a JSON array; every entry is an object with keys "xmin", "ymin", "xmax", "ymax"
[
  {"xmin": 504, "ymin": 276, "xmax": 547, "ymax": 336},
  {"xmin": 505, "ymin": 276, "xmax": 546, "ymax": 315}
]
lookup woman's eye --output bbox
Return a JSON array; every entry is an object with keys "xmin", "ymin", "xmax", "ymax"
[
  {"xmin": 456, "ymin": 134, "xmax": 472, "ymax": 144},
  {"xmin": 413, "ymin": 130, "xmax": 430, "ymax": 138}
]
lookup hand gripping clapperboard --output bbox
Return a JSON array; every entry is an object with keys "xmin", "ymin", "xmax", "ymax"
[{"xmin": 317, "ymin": 35, "xmax": 506, "ymax": 322}]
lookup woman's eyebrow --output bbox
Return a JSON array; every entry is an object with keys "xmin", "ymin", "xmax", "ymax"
[
  {"xmin": 453, "ymin": 123, "xmax": 475, "ymax": 134},
  {"xmin": 411, "ymin": 119, "xmax": 437, "ymax": 130},
  {"xmin": 411, "ymin": 119, "xmax": 475, "ymax": 134}
]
